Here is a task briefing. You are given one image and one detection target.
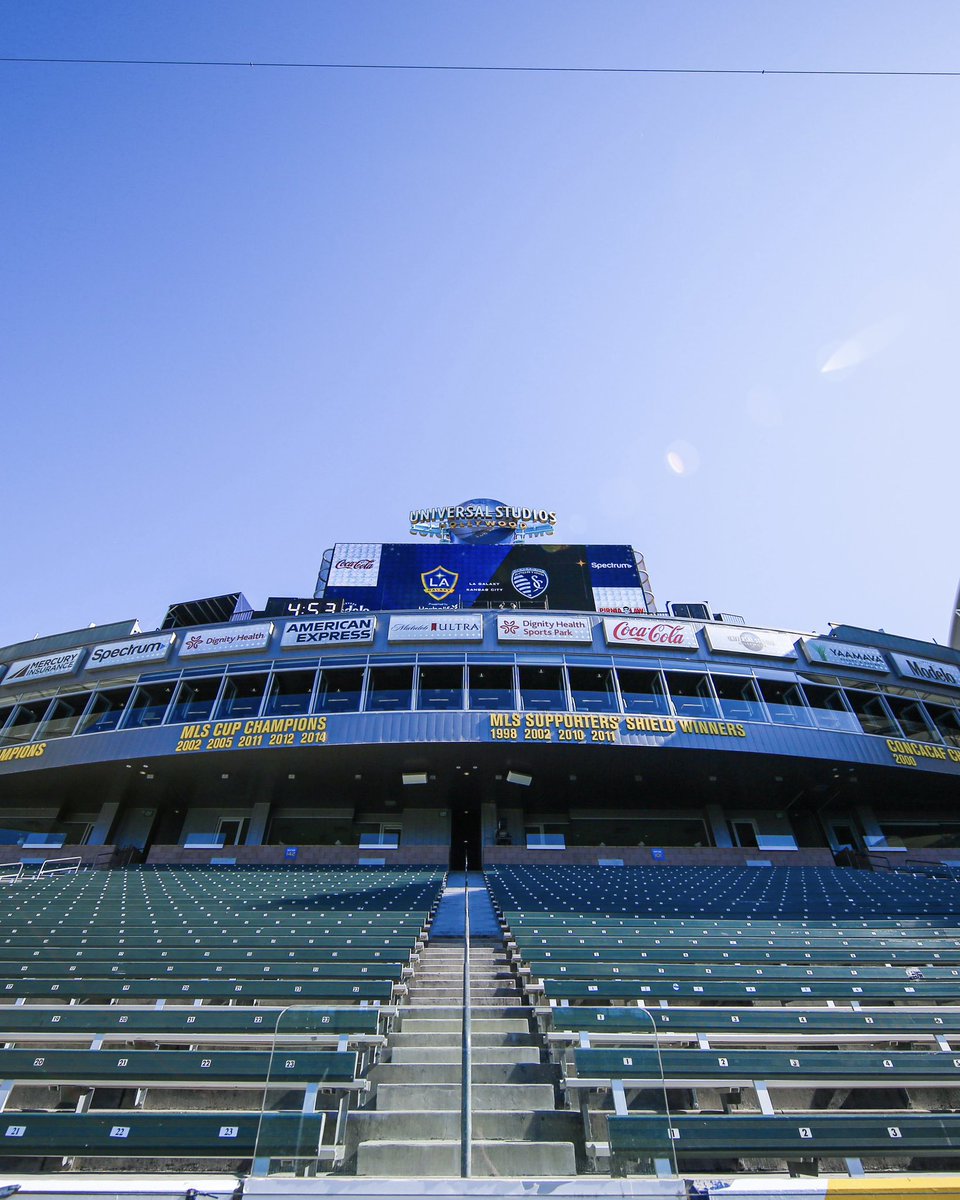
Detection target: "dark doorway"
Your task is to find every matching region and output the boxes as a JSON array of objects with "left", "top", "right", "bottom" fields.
[{"left": 449, "top": 805, "right": 482, "bottom": 871}]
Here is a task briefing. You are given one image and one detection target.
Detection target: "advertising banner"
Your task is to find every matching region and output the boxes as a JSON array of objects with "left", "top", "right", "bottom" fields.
[
  {"left": 496, "top": 614, "right": 593, "bottom": 642},
  {"left": 321, "top": 543, "right": 652, "bottom": 613},
  {"left": 88, "top": 633, "right": 176, "bottom": 670},
  {"left": 704, "top": 624, "right": 798, "bottom": 659},
  {"left": 3, "top": 648, "right": 85, "bottom": 685},
  {"left": 891, "top": 653, "right": 960, "bottom": 690},
  {"left": 326, "top": 545, "right": 383, "bottom": 590},
  {"left": 180, "top": 623, "right": 273, "bottom": 658},
  {"left": 591, "top": 587, "right": 649, "bottom": 614},
  {"left": 603, "top": 616, "right": 700, "bottom": 650},
  {"left": 388, "top": 614, "right": 484, "bottom": 642},
  {"left": 281, "top": 615, "right": 376, "bottom": 648},
  {"left": 801, "top": 639, "right": 888, "bottom": 673}
]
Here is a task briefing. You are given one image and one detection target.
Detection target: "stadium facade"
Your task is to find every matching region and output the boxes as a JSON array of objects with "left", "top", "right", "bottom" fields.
[
  {"left": 0, "top": 503, "right": 959, "bottom": 873},
  {"left": 2, "top": 501, "right": 960, "bottom": 1196}
]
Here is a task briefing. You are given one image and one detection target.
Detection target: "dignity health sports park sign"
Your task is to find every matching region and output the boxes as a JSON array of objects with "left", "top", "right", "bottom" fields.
[
  {"left": 496, "top": 614, "right": 593, "bottom": 642},
  {"left": 180, "top": 623, "right": 273, "bottom": 657}
]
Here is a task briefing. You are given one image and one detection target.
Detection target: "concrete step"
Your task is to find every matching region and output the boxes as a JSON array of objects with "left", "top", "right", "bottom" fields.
[
  {"left": 399, "top": 1004, "right": 529, "bottom": 1019},
  {"left": 399, "top": 1018, "right": 530, "bottom": 1033},
  {"left": 374, "top": 1082, "right": 559, "bottom": 1112},
  {"left": 371, "top": 1062, "right": 556, "bottom": 1086},
  {"left": 348, "top": 1108, "right": 580, "bottom": 1143},
  {"left": 389, "top": 1045, "right": 542, "bottom": 1065},
  {"left": 356, "top": 1138, "right": 577, "bottom": 1177},
  {"left": 391, "top": 1031, "right": 535, "bottom": 1048}
]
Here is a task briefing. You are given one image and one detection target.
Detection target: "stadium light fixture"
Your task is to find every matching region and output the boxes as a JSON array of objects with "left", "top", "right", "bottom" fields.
[
  {"left": 402, "top": 772, "right": 428, "bottom": 786},
  {"left": 506, "top": 771, "right": 532, "bottom": 787}
]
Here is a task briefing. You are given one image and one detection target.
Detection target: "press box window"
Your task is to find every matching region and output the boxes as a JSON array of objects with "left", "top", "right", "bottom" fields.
[
  {"left": 417, "top": 666, "right": 464, "bottom": 710},
  {"left": 617, "top": 669, "right": 669, "bottom": 715},
  {"left": 77, "top": 687, "right": 134, "bottom": 734},
  {"left": 216, "top": 674, "right": 268, "bottom": 720},
  {"left": 801, "top": 683, "right": 859, "bottom": 733},
  {"left": 569, "top": 667, "right": 618, "bottom": 713},
  {"left": 846, "top": 690, "right": 899, "bottom": 737},
  {"left": 885, "top": 696, "right": 940, "bottom": 743},
  {"left": 468, "top": 665, "right": 514, "bottom": 710},
  {"left": 41, "top": 694, "right": 90, "bottom": 740},
  {"left": 168, "top": 678, "right": 222, "bottom": 724},
  {"left": 926, "top": 703, "right": 960, "bottom": 748},
  {"left": 518, "top": 665, "right": 566, "bottom": 711},
  {"left": 315, "top": 668, "right": 364, "bottom": 713},
  {"left": 266, "top": 670, "right": 316, "bottom": 716},
  {"left": 712, "top": 676, "right": 764, "bottom": 722},
  {"left": 1, "top": 700, "right": 51, "bottom": 744},
  {"left": 758, "top": 680, "right": 813, "bottom": 726},
  {"left": 366, "top": 666, "right": 414, "bottom": 711},
  {"left": 665, "top": 672, "right": 718, "bottom": 719},
  {"left": 122, "top": 683, "right": 175, "bottom": 730}
]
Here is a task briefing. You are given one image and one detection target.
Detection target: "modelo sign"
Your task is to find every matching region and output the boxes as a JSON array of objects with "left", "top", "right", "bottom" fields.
[
  {"left": 88, "top": 633, "right": 176, "bottom": 670},
  {"left": 2, "top": 648, "right": 85, "bottom": 685},
  {"left": 603, "top": 617, "right": 699, "bottom": 650},
  {"left": 281, "top": 615, "right": 376, "bottom": 648},
  {"left": 180, "top": 623, "right": 274, "bottom": 657},
  {"left": 496, "top": 614, "right": 593, "bottom": 643},
  {"left": 388, "top": 614, "right": 483, "bottom": 642},
  {"left": 891, "top": 652, "right": 960, "bottom": 690}
]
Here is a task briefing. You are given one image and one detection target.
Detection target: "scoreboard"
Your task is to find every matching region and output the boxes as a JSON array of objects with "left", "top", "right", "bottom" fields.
[{"left": 317, "top": 543, "right": 653, "bottom": 614}]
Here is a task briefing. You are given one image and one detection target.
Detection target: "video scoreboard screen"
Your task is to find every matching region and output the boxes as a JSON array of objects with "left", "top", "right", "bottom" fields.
[{"left": 319, "top": 543, "right": 652, "bottom": 614}]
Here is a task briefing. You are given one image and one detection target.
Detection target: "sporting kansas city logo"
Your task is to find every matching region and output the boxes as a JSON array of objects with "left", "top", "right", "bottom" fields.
[
  {"left": 511, "top": 567, "right": 549, "bottom": 600},
  {"left": 421, "top": 566, "right": 459, "bottom": 601}
]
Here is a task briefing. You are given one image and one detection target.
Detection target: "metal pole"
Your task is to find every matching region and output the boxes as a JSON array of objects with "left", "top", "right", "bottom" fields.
[{"left": 460, "top": 841, "right": 472, "bottom": 1178}]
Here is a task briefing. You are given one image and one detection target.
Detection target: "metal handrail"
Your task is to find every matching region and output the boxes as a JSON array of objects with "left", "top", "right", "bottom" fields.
[{"left": 461, "top": 842, "right": 472, "bottom": 1178}]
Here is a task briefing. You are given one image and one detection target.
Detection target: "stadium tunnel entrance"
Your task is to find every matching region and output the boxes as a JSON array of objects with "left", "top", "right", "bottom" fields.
[{"left": 3, "top": 741, "right": 960, "bottom": 869}]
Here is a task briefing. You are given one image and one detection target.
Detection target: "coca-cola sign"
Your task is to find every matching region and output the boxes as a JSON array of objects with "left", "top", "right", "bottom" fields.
[
  {"left": 334, "top": 559, "right": 374, "bottom": 571},
  {"left": 602, "top": 616, "right": 700, "bottom": 650},
  {"left": 326, "top": 543, "right": 382, "bottom": 589}
]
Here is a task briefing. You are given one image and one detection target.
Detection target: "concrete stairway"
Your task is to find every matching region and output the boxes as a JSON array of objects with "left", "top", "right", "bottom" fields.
[{"left": 349, "top": 935, "right": 580, "bottom": 1176}]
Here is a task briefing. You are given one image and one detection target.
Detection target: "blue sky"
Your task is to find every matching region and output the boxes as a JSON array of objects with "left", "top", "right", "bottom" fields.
[{"left": 3, "top": 2, "right": 959, "bottom": 648}]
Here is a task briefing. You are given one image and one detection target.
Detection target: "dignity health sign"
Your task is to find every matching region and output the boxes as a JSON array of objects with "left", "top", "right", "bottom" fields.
[{"left": 496, "top": 614, "right": 593, "bottom": 643}]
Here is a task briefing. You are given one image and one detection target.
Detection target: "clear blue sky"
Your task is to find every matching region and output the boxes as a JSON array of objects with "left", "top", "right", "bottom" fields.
[{"left": 3, "top": 2, "right": 958, "bottom": 648}]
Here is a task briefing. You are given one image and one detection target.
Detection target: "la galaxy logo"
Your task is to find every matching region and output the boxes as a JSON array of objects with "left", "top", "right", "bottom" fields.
[
  {"left": 421, "top": 566, "right": 459, "bottom": 601},
  {"left": 511, "top": 567, "right": 549, "bottom": 600}
]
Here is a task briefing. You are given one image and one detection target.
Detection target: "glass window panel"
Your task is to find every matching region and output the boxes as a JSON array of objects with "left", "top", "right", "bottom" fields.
[
  {"left": 665, "top": 672, "right": 718, "bottom": 719},
  {"left": 216, "top": 673, "right": 268, "bottom": 720},
  {"left": 885, "top": 696, "right": 940, "bottom": 743},
  {"left": 41, "top": 694, "right": 90, "bottom": 740},
  {"left": 365, "top": 666, "right": 413, "bottom": 711},
  {"left": 878, "top": 821, "right": 960, "bottom": 850},
  {"left": 758, "top": 679, "right": 814, "bottom": 727},
  {"left": 926, "top": 703, "right": 960, "bottom": 749},
  {"left": 265, "top": 670, "right": 315, "bottom": 716},
  {"left": 1, "top": 700, "right": 52, "bottom": 744},
  {"left": 518, "top": 665, "right": 566, "bottom": 711},
  {"left": 801, "top": 683, "right": 859, "bottom": 732},
  {"left": 168, "top": 677, "right": 222, "bottom": 724},
  {"left": 77, "top": 687, "right": 134, "bottom": 734},
  {"left": 468, "top": 665, "right": 514, "bottom": 710},
  {"left": 846, "top": 690, "right": 900, "bottom": 737},
  {"left": 316, "top": 668, "right": 364, "bottom": 713},
  {"left": 712, "top": 675, "right": 765, "bottom": 722},
  {"left": 569, "top": 667, "right": 619, "bottom": 713},
  {"left": 617, "top": 669, "right": 669, "bottom": 715},
  {"left": 417, "top": 666, "right": 464, "bottom": 710},
  {"left": 122, "top": 682, "right": 176, "bottom": 729}
]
